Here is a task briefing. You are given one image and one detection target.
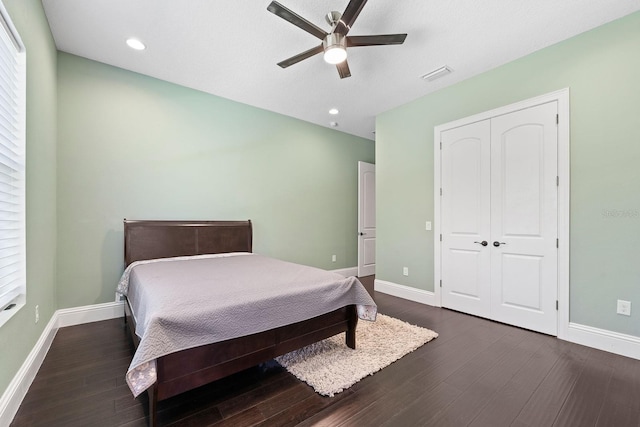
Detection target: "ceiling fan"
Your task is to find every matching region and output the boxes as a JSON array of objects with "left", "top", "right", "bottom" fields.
[{"left": 267, "top": 0, "right": 407, "bottom": 79}]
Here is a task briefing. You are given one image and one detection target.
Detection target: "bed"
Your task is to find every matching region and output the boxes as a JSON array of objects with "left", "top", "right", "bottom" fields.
[{"left": 118, "top": 219, "right": 376, "bottom": 426}]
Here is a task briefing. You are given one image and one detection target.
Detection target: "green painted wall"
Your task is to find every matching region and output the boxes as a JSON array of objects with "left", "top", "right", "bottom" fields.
[
  {"left": 0, "top": 0, "right": 57, "bottom": 394},
  {"left": 376, "top": 12, "right": 640, "bottom": 337},
  {"left": 56, "top": 52, "right": 374, "bottom": 308}
]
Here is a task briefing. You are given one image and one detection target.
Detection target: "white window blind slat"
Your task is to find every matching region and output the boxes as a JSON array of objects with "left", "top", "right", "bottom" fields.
[
  {"left": 0, "top": 237, "right": 20, "bottom": 246},
  {"left": 0, "top": 164, "right": 20, "bottom": 179},
  {"left": 0, "top": 71, "right": 19, "bottom": 95},
  {"left": 0, "top": 235, "right": 20, "bottom": 248},
  {"left": 0, "top": 84, "right": 20, "bottom": 112},
  {"left": 0, "top": 254, "right": 20, "bottom": 267},
  {"left": 0, "top": 256, "right": 20, "bottom": 271},
  {"left": 0, "top": 147, "right": 19, "bottom": 166},
  {"left": 0, "top": 60, "right": 19, "bottom": 86},
  {"left": 0, "top": 73, "right": 19, "bottom": 96},
  {"left": 0, "top": 286, "right": 21, "bottom": 310},
  {"left": 0, "top": 149, "right": 21, "bottom": 169},
  {"left": 0, "top": 100, "right": 20, "bottom": 125},
  {"left": 0, "top": 182, "right": 18, "bottom": 195},
  {"left": 0, "top": 51, "right": 17, "bottom": 73},
  {"left": 0, "top": 115, "right": 20, "bottom": 140},
  {"left": 0, "top": 195, "right": 22, "bottom": 205},
  {"left": 0, "top": 67, "right": 18, "bottom": 92},
  {"left": 0, "top": 4, "right": 25, "bottom": 317},
  {"left": 0, "top": 247, "right": 19, "bottom": 258},
  {"left": 0, "top": 273, "right": 23, "bottom": 297},
  {"left": 0, "top": 173, "right": 21, "bottom": 185}
]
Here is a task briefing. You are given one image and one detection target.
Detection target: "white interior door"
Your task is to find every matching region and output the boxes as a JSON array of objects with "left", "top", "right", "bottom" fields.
[
  {"left": 490, "top": 102, "right": 558, "bottom": 335},
  {"left": 358, "top": 162, "right": 376, "bottom": 277},
  {"left": 440, "top": 101, "right": 558, "bottom": 335},
  {"left": 441, "top": 121, "right": 492, "bottom": 318}
]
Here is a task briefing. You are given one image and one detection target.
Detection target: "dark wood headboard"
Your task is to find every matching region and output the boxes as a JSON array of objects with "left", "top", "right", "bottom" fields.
[{"left": 124, "top": 220, "right": 253, "bottom": 266}]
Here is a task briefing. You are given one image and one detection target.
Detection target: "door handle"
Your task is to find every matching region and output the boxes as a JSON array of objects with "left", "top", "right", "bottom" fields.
[
  {"left": 474, "top": 241, "right": 488, "bottom": 246},
  {"left": 493, "top": 241, "right": 506, "bottom": 247},
  {"left": 359, "top": 232, "right": 366, "bottom": 236}
]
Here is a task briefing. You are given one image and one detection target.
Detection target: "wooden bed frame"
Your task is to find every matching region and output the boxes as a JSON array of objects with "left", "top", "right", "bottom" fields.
[{"left": 122, "top": 219, "right": 358, "bottom": 426}]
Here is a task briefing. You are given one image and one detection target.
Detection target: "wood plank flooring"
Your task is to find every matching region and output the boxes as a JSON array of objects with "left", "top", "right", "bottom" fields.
[{"left": 11, "top": 278, "right": 640, "bottom": 426}]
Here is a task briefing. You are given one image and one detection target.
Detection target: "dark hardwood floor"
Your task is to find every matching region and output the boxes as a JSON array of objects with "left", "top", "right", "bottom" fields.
[{"left": 11, "top": 278, "right": 640, "bottom": 426}]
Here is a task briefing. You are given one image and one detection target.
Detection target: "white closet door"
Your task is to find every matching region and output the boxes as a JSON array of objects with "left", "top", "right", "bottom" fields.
[
  {"left": 489, "top": 102, "right": 558, "bottom": 335},
  {"left": 441, "top": 120, "right": 491, "bottom": 318}
]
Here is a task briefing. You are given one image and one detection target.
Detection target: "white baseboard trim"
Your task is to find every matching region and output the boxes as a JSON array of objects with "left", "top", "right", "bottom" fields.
[
  {"left": 566, "top": 322, "right": 640, "bottom": 360},
  {"left": 57, "top": 301, "right": 124, "bottom": 328},
  {"left": 0, "top": 314, "right": 57, "bottom": 427},
  {"left": 0, "top": 301, "right": 124, "bottom": 425},
  {"left": 375, "top": 279, "right": 438, "bottom": 307},
  {"left": 373, "top": 280, "right": 640, "bottom": 360},
  {"left": 331, "top": 266, "right": 358, "bottom": 278}
]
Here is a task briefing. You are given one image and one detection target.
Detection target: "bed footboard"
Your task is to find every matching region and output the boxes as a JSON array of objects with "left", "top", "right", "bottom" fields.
[{"left": 125, "top": 304, "right": 358, "bottom": 426}]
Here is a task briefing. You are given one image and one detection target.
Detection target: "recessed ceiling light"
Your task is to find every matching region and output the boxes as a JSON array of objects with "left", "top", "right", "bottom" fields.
[
  {"left": 329, "top": 108, "right": 339, "bottom": 115},
  {"left": 126, "top": 38, "right": 146, "bottom": 51}
]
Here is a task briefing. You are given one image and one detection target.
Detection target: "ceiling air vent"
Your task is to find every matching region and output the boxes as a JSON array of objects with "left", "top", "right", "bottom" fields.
[{"left": 421, "top": 66, "right": 452, "bottom": 82}]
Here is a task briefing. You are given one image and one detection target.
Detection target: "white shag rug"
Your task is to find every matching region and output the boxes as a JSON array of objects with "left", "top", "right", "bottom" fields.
[{"left": 275, "top": 314, "right": 438, "bottom": 397}]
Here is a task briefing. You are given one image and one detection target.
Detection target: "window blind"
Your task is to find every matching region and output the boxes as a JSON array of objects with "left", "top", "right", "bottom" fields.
[{"left": 0, "top": 3, "right": 25, "bottom": 318}]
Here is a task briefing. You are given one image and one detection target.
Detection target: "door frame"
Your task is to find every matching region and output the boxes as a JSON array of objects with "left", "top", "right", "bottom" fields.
[{"left": 433, "top": 88, "right": 570, "bottom": 340}]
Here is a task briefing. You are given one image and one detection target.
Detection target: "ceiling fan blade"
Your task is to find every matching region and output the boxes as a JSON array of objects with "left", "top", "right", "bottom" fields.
[
  {"left": 336, "top": 60, "right": 351, "bottom": 79},
  {"left": 347, "top": 34, "right": 407, "bottom": 47},
  {"left": 267, "top": 1, "right": 328, "bottom": 40},
  {"left": 334, "top": 0, "right": 368, "bottom": 35},
  {"left": 277, "top": 45, "right": 324, "bottom": 68}
]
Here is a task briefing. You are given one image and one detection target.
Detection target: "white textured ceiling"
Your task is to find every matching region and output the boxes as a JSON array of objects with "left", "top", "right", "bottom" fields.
[{"left": 42, "top": 0, "right": 640, "bottom": 140}]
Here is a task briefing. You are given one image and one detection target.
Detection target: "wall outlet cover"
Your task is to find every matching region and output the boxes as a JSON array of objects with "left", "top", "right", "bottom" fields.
[{"left": 617, "top": 299, "right": 631, "bottom": 316}]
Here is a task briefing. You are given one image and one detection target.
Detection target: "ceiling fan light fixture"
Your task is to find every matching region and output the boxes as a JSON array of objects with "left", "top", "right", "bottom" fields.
[
  {"left": 324, "top": 46, "right": 347, "bottom": 64},
  {"left": 267, "top": 1, "right": 407, "bottom": 79},
  {"left": 323, "top": 33, "right": 347, "bottom": 64}
]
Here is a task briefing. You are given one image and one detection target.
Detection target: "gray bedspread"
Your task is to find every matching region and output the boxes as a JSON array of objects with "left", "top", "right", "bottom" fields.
[{"left": 117, "top": 253, "right": 377, "bottom": 397}]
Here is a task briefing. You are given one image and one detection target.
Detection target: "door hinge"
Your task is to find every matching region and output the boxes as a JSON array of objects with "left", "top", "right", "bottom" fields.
[
  {"left": 556, "top": 176, "right": 559, "bottom": 187},
  {"left": 440, "top": 279, "right": 442, "bottom": 288},
  {"left": 440, "top": 234, "right": 442, "bottom": 242},
  {"left": 556, "top": 114, "right": 559, "bottom": 124},
  {"left": 440, "top": 188, "right": 443, "bottom": 196},
  {"left": 556, "top": 238, "right": 559, "bottom": 248},
  {"left": 440, "top": 141, "right": 442, "bottom": 150},
  {"left": 556, "top": 300, "right": 559, "bottom": 310}
]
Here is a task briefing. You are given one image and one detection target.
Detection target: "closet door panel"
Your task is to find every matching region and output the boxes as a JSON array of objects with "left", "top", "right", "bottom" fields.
[
  {"left": 490, "top": 101, "right": 558, "bottom": 335},
  {"left": 441, "top": 120, "right": 491, "bottom": 318}
]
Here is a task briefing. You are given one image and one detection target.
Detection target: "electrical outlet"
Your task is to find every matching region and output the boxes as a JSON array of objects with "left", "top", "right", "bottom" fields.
[
  {"left": 425, "top": 221, "right": 432, "bottom": 231},
  {"left": 617, "top": 300, "right": 631, "bottom": 316},
  {"left": 35, "top": 305, "right": 39, "bottom": 323},
  {"left": 332, "top": 255, "right": 336, "bottom": 262},
  {"left": 403, "top": 267, "right": 409, "bottom": 276}
]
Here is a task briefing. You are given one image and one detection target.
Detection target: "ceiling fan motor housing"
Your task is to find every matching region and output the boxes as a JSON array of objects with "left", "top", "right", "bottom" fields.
[{"left": 323, "top": 32, "right": 346, "bottom": 51}]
